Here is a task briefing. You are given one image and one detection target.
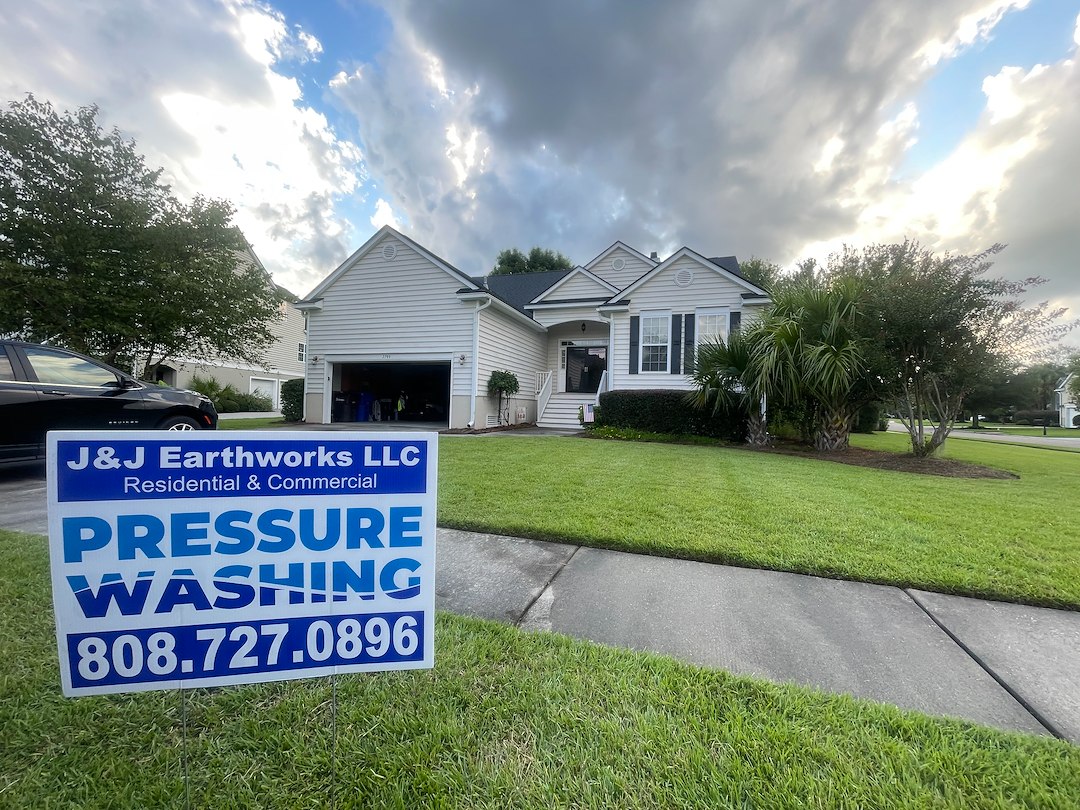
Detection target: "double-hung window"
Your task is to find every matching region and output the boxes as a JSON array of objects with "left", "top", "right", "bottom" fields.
[
  {"left": 696, "top": 308, "right": 730, "bottom": 353},
  {"left": 297, "top": 342, "right": 307, "bottom": 362},
  {"left": 640, "top": 312, "right": 669, "bottom": 372}
]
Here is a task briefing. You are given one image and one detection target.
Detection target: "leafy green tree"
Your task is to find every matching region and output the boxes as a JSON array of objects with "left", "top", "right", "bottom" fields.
[
  {"left": 826, "top": 241, "right": 1074, "bottom": 456},
  {"left": 737, "top": 257, "right": 781, "bottom": 291},
  {"left": 492, "top": 246, "right": 573, "bottom": 275},
  {"left": 0, "top": 95, "right": 282, "bottom": 377}
]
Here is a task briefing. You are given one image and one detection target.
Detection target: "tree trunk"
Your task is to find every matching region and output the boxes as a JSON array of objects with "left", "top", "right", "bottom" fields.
[
  {"left": 814, "top": 408, "right": 851, "bottom": 451},
  {"left": 746, "top": 410, "right": 769, "bottom": 447}
]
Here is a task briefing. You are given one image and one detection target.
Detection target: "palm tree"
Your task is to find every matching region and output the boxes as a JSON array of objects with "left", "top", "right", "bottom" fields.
[
  {"left": 751, "top": 277, "right": 865, "bottom": 451},
  {"left": 688, "top": 327, "right": 769, "bottom": 446}
]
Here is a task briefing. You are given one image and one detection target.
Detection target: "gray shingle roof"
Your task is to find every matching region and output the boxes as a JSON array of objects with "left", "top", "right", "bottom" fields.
[{"left": 470, "top": 270, "right": 572, "bottom": 315}]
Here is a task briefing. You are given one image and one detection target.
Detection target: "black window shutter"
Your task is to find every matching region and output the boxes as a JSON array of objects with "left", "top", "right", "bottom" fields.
[
  {"left": 629, "top": 315, "right": 639, "bottom": 375},
  {"left": 671, "top": 314, "right": 682, "bottom": 374},
  {"left": 683, "top": 314, "right": 695, "bottom": 372},
  {"left": 730, "top": 311, "right": 742, "bottom": 335}
]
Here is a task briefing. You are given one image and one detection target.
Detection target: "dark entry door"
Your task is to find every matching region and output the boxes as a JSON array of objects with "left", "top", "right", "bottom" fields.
[{"left": 566, "top": 347, "right": 607, "bottom": 394}]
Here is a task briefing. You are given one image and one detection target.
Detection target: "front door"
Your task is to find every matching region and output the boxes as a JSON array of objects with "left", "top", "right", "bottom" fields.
[{"left": 565, "top": 346, "right": 606, "bottom": 394}]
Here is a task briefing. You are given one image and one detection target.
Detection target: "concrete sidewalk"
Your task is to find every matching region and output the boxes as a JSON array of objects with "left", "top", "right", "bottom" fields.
[{"left": 437, "top": 528, "right": 1080, "bottom": 743}]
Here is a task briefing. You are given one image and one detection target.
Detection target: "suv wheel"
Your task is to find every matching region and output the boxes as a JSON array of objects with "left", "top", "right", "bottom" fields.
[{"left": 160, "top": 416, "right": 200, "bottom": 431}]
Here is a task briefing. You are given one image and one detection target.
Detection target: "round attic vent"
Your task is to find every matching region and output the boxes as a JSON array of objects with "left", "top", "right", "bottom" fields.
[
  {"left": 381, "top": 243, "right": 398, "bottom": 261},
  {"left": 674, "top": 268, "right": 694, "bottom": 287},
  {"left": 611, "top": 257, "right": 625, "bottom": 271}
]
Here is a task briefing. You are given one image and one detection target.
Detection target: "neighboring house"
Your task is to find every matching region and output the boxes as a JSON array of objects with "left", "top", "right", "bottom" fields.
[
  {"left": 1055, "top": 373, "right": 1077, "bottom": 428},
  {"left": 298, "top": 225, "right": 770, "bottom": 429},
  {"left": 154, "top": 246, "right": 307, "bottom": 410}
]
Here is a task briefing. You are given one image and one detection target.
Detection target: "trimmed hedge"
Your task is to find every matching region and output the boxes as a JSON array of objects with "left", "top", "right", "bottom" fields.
[
  {"left": 595, "top": 389, "right": 746, "bottom": 441},
  {"left": 1014, "top": 409, "right": 1059, "bottom": 426},
  {"left": 281, "top": 378, "right": 305, "bottom": 422}
]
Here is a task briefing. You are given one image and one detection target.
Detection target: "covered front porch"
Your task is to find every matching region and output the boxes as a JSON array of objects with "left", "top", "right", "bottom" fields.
[{"left": 535, "top": 318, "right": 611, "bottom": 429}]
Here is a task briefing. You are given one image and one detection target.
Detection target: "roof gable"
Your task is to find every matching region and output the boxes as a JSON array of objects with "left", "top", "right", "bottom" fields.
[
  {"left": 529, "top": 266, "right": 618, "bottom": 305},
  {"left": 608, "top": 247, "right": 769, "bottom": 303},
  {"left": 301, "top": 225, "right": 479, "bottom": 302},
  {"left": 584, "top": 241, "right": 658, "bottom": 272}
]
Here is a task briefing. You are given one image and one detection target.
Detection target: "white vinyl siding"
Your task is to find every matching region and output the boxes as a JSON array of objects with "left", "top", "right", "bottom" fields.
[
  {"left": 640, "top": 312, "right": 670, "bottom": 373},
  {"left": 589, "top": 246, "right": 655, "bottom": 291},
  {"left": 535, "top": 271, "right": 613, "bottom": 302},
  {"left": 304, "top": 234, "right": 474, "bottom": 398},
  {"left": 477, "top": 307, "right": 547, "bottom": 397}
]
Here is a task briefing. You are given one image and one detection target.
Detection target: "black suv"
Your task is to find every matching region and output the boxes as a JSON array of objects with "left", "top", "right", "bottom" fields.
[{"left": 0, "top": 340, "right": 217, "bottom": 463}]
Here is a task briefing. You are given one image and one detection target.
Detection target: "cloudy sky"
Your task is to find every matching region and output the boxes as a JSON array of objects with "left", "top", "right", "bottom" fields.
[{"left": 2, "top": 0, "right": 1077, "bottom": 321}]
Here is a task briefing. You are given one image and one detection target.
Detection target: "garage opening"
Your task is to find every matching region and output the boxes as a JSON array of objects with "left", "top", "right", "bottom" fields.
[{"left": 330, "top": 362, "right": 451, "bottom": 426}]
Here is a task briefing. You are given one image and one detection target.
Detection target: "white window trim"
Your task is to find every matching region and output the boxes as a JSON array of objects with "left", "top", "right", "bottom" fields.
[
  {"left": 297, "top": 342, "right": 307, "bottom": 362},
  {"left": 639, "top": 310, "right": 671, "bottom": 374}
]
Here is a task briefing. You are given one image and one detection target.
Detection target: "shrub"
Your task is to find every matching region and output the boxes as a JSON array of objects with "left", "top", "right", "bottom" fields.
[
  {"left": 1013, "top": 409, "right": 1059, "bottom": 426},
  {"left": 596, "top": 389, "right": 745, "bottom": 441},
  {"left": 854, "top": 403, "right": 883, "bottom": 434},
  {"left": 487, "top": 370, "right": 520, "bottom": 425},
  {"left": 187, "top": 374, "right": 272, "bottom": 413},
  {"left": 1073, "top": 413, "right": 1080, "bottom": 428},
  {"left": 281, "top": 378, "right": 304, "bottom": 422}
]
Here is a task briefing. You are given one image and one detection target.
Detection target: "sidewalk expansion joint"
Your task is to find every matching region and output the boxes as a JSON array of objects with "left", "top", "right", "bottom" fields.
[
  {"left": 514, "top": 544, "right": 582, "bottom": 626},
  {"left": 905, "top": 588, "right": 1065, "bottom": 740}
]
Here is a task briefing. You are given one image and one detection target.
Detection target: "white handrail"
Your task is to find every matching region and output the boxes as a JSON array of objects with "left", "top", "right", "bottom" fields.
[
  {"left": 594, "top": 369, "right": 608, "bottom": 406},
  {"left": 537, "top": 370, "right": 553, "bottom": 423}
]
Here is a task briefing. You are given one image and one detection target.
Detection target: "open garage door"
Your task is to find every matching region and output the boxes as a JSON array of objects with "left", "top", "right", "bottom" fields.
[{"left": 330, "top": 362, "right": 451, "bottom": 427}]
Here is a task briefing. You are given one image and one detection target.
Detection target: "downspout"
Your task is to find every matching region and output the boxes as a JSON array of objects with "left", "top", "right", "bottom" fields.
[{"left": 467, "top": 297, "right": 492, "bottom": 427}]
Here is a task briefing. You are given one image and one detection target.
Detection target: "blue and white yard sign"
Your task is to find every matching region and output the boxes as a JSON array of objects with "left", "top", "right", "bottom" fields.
[{"left": 47, "top": 431, "right": 437, "bottom": 696}]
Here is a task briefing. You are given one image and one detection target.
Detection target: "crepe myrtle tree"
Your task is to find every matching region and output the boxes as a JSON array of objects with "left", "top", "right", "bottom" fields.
[
  {"left": 487, "top": 370, "right": 520, "bottom": 426},
  {"left": 0, "top": 94, "right": 282, "bottom": 377},
  {"left": 825, "top": 241, "right": 1074, "bottom": 456}
]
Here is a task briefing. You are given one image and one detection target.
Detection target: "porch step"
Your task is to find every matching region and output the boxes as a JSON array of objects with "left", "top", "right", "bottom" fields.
[{"left": 537, "top": 394, "right": 595, "bottom": 430}]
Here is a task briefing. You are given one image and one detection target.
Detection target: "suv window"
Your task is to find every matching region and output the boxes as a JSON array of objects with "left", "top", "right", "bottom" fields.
[
  {"left": 23, "top": 347, "right": 119, "bottom": 387},
  {"left": 0, "top": 347, "right": 15, "bottom": 382}
]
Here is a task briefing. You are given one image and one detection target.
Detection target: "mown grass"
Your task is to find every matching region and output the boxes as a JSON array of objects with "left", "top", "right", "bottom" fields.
[
  {"left": 962, "top": 426, "right": 1079, "bottom": 439},
  {"left": 2, "top": 529, "right": 1078, "bottom": 808},
  {"left": 439, "top": 432, "right": 1080, "bottom": 609},
  {"left": 216, "top": 417, "right": 291, "bottom": 430}
]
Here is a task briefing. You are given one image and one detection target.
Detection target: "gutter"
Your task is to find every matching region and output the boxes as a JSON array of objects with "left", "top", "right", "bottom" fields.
[{"left": 468, "top": 297, "right": 492, "bottom": 427}]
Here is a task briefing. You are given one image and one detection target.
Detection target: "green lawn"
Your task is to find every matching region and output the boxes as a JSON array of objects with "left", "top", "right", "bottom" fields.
[
  {"left": 217, "top": 416, "right": 291, "bottom": 430},
  {"left": 439, "top": 432, "right": 1080, "bottom": 609},
  {"left": 2, "top": 529, "right": 1077, "bottom": 808},
  {"left": 962, "top": 426, "right": 1079, "bottom": 439}
]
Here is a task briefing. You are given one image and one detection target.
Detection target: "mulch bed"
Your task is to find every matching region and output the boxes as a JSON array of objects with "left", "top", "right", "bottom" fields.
[{"left": 751, "top": 441, "right": 1018, "bottom": 479}]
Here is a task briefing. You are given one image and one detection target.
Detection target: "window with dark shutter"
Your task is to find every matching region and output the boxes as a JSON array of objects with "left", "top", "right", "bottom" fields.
[
  {"left": 730, "top": 311, "right": 742, "bottom": 334},
  {"left": 629, "top": 315, "right": 639, "bottom": 374},
  {"left": 683, "top": 314, "right": 695, "bottom": 372},
  {"left": 671, "top": 314, "right": 682, "bottom": 374}
]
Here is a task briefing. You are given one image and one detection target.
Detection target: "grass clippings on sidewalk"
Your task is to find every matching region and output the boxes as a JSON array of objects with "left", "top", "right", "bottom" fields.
[
  {"left": 439, "top": 432, "right": 1080, "bottom": 609},
  {"left": 1, "top": 529, "right": 1077, "bottom": 808}
]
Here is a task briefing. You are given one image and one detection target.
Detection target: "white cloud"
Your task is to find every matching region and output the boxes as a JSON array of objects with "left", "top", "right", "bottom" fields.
[{"left": 370, "top": 198, "right": 401, "bottom": 229}]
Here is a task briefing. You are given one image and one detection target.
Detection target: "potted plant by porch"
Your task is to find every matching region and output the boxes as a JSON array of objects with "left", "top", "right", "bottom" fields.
[{"left": 487, "top": 370, "right": 520, "bottom": 426}]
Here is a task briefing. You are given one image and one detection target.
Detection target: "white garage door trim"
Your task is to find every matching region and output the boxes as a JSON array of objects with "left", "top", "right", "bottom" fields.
[
  {"left": 322, "top": 355, "right": 454, "bottom": 427},
  {"left": 249, "top": 376, "right": 279, "bottom": 410}
]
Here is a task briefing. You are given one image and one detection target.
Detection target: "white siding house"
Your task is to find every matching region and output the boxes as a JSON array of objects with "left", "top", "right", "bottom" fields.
[
  {"left": 299, "top": 226, "right": 770, "bottom": 429},
  {"left": 1056, "top": 373, "right": 1077, "bottom": 428}
]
